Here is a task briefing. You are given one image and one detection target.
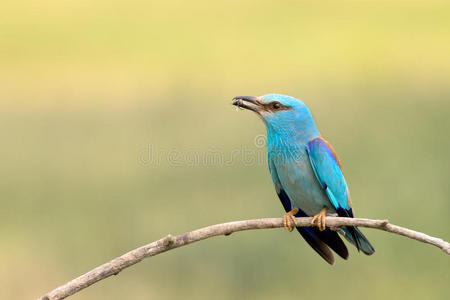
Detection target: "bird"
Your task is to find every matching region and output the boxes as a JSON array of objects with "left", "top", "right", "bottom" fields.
[{"left": 232, "top": 94, "right": 375, "bottom": 265}]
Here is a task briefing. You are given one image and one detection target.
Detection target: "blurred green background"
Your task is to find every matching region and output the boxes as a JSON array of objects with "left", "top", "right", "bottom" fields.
[{"left": 1, "top": 1, "right": 449, "bottom": 299}]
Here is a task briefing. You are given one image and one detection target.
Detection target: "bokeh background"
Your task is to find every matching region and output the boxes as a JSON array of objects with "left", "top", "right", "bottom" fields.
[{"left": 1, "top": 1, "right": 449, "bottom": 299}]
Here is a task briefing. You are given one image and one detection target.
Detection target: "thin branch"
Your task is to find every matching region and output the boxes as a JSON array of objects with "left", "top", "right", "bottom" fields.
[{"left": 38, "top": 217, "right": 450, "bottom": 300}]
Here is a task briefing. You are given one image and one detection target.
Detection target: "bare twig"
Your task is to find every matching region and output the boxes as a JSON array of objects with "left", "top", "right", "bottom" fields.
[{"left": 38, "top": 217, "right": 449, "bottom": 300}]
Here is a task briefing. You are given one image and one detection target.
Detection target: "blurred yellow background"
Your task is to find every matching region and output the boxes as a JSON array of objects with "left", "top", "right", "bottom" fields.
[{"left": 1, "top": 1, "right": 449, "bottom": 299}]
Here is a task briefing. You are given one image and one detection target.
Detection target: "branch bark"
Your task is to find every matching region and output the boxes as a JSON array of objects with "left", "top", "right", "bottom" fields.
[{"left": 38, "top": 217, "right": 450, "bottom": 300}]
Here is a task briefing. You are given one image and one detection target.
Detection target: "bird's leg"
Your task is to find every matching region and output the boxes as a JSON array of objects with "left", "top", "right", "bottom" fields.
[
  {"left": 283, "top": 207, "right": 299, "bottom": 232},
  {"left": 311, "top": 206, "right": 328, "bottom": 231}
]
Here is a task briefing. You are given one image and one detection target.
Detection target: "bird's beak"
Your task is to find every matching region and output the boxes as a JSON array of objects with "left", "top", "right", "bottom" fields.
[{"left": 232, "top": 96, "right": 263, "bottom": 113}]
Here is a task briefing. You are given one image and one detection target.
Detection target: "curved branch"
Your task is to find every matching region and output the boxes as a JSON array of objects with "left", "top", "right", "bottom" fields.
[{"left": 37, "top": 217, "right": 450, "bottom": 300}]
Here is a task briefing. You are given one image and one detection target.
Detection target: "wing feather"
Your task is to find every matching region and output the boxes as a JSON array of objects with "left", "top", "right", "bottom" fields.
[{"left": 306, "top": 137, "right": 351, "bottom": 211}]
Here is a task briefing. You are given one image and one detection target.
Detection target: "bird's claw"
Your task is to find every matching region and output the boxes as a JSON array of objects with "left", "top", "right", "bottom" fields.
[
  {"left": 311, "top": 206, "right": 328, "bottom": 231},
  {"left": 283, "top": 207, "right": 299, "bottom": 232}
]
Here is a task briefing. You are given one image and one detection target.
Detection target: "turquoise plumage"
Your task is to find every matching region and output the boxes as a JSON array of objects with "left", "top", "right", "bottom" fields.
[{"left": 232, "top": 94, "right": 375, "bottom": 264}]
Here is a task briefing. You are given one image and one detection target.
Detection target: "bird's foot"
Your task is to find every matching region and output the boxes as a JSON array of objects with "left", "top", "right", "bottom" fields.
[
  {"left": 311, "top": 206, "right": 328, "bottom": 231},
  {"left": 283, "top": 207, "right": 299, "bottom": 232}
]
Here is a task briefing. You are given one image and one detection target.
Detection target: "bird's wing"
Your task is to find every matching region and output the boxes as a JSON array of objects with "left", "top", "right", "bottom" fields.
[
  {"left": 268, "top": 152, "right": 349, "bottom": 264},
  {"left": 306, "top": 137, "right": 375, "bottom": 255},
  {"left": 306, "top": 137, "right": 352, "bottom": 215}
]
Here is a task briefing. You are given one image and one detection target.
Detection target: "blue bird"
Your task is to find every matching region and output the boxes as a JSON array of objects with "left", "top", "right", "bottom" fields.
[{"left": 232, "top": 94, "right": 375, "bottom": 264}]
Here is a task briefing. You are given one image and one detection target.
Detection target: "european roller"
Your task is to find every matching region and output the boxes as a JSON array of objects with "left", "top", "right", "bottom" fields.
[{"left": 232, "top": 94, "right": 375, "bottom": 264}]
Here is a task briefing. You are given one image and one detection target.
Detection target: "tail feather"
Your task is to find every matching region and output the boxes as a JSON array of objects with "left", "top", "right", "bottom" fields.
[
  {"left": 342, "top": 227, "right": 375, "bottom": 255},
  {"left": 314, "top": 228, "right": 349, "bottom": 260},
  {"left": 275, "top": 189, "right": 364, "bottom": 263},
  {"left": 336, "top": 208, "right": 375, "bottom": 255},
  {"left": 296, "top": 226, "right": 335, "bottom": 265},
  {"left": 293, "top": 207, "right": 348, "bottom": 264}
]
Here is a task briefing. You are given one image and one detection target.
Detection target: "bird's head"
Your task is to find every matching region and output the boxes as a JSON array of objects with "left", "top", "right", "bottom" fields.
[{"left": 232, "top": 94, "right": 319, "bottom": 141}]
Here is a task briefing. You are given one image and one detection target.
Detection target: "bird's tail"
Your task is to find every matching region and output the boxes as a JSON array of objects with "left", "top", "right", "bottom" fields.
[{"left": 342, "top": 226, "right": 375, "bottom": 255}]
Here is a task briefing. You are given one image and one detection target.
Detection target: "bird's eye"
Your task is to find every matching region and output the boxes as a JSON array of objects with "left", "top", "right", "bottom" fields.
[{"left": 272, "top": 102, "right": 281, "bottom": 110}]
